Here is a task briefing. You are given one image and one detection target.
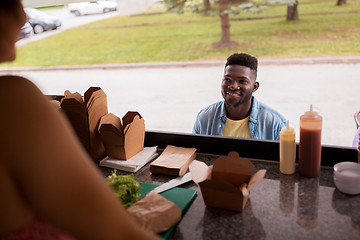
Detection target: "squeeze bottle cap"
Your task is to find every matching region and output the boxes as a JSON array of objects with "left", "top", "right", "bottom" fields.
[
  {"left": 305, "top": 104, "right": 318, "bottom": 117},
  {"left": 281, "top": 120, "right": 294, "bottom": 134},
  {"left": 302, "top": 104, "right": 322, "bottom": 121}
]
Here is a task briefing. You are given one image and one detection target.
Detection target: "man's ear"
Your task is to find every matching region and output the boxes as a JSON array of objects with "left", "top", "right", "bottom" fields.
[{"left": 252, "top": 81, "right": 259, "bottom": 93}]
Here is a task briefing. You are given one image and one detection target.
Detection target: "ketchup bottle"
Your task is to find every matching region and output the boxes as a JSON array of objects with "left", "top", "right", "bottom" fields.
[{"left": 298, "top": 105, "right": 323, "bottom": 178}]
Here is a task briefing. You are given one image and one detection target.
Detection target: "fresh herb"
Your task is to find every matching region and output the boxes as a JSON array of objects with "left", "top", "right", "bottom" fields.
[{"left": 106, "top": 170, "right": 142, "bottom": 208}]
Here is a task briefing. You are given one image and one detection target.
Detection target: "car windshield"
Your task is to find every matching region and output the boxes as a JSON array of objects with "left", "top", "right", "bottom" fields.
[{"left": 24, "top": 8, "right": 48, "bottom": 18}]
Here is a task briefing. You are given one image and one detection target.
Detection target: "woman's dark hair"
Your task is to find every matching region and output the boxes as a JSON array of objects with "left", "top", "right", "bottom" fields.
[
  {"left": 0, "top": 0, "right": 20, "bottom": 8},
  {"left": 225, "top": 53, "right": 258, "bottom": 72},
  {"left": 0, "top": 0, "right": 22, "bottom": 18}
]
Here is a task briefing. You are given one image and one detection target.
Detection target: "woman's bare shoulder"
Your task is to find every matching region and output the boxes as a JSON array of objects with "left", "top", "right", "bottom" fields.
[
  {"left": 0, "top": 74, "right": 31, "bottom": 82},
  {"left": 0, "top": 74, "right": 36, "bottom": 87},
  {"left": 0, "top": 74, "right": 43, "bottom": 100}
]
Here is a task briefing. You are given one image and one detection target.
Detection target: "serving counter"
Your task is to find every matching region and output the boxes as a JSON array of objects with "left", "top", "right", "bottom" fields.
[{"left": 100, "top": 131, "right": 360, "bottom": 240}]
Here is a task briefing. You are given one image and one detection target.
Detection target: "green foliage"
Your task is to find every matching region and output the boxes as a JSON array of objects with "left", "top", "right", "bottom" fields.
[
  {"left": 163, "top": 0, "right": 187, "bottom": 13},
  {"left": 267, "top": 0, "right": 297, "bottom": 6},
  {"left": 184, "top": 0, "right": 209, "bottom": 14},
  {"left": 162, "top": 0, "right": 296, "bottom": 15}
]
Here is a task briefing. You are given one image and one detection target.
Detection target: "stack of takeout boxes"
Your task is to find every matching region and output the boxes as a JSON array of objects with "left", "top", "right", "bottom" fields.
[
  {"left": 60, "top": 87, "right": 108, "bottom": 162},
  {"left": 59, "top": 87, "right": 147, "bottom": 164}
]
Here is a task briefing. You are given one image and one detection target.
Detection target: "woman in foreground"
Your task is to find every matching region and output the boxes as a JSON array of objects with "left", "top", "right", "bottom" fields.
[{"left": 0, "top": 1, "right": 159, "bottom": 239}]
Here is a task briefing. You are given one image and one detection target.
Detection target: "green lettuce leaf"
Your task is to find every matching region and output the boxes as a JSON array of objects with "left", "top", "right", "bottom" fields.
[{"left": 106, "top": 170, "right": 142, "bottom": 208}]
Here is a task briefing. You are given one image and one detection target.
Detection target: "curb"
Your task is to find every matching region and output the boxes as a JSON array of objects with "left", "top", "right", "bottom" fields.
[
  {"left": 1, "top": 56, "right": 360, "bottom": 73},
  {"left": 259, "top": 56, "right": 360, "bottom": 65}
]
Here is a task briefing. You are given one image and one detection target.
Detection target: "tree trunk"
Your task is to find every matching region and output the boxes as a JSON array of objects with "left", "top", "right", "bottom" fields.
[
  {"left": 287, "top": 0, "right": 299, "bottom": 21},
  {"left": 203, "top": 0, "right": 211, "bottom": 12},
  {"left": 220, "top": 1, "right": 231, "bottom": 44},
  {"left": 213, "top": 0, "right": 237, "bottom": 48},
  {"left": 336, "top": 0, "right": 347, "bottom": 6}
]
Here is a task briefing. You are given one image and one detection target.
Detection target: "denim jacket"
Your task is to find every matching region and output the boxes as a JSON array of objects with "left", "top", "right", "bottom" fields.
[{"left": 192, "top": 97, "right": 286, "bottom": 141}]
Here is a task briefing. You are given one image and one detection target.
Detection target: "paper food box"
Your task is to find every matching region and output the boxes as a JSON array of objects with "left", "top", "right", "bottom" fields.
[
  {"left": 150, "top": 145, "right": 196, "bottom": 176},
  {"left": 60, "top": 87, "right": 108, "bottom": 162},
  {"left": 99, "top": 111, "right": 145, "bottom": 160},
  {"left": 189, "top": 151, "right": 266, "bottom": 212}
]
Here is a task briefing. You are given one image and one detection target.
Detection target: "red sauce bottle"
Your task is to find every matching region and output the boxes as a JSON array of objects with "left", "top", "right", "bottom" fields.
[{"left": 298, "top": 105, "right": 323, "bottom": 178}]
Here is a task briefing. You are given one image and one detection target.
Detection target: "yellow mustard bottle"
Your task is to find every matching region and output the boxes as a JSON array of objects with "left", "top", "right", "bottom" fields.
[{"left": 280, "top": 120, "right": 296, "bottom": 174}]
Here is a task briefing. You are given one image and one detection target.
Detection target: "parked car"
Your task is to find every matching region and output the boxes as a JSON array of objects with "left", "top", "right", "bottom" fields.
[
  {"left": 18, "top": 21, "right": 34, "bottom": 39},
  {"left": 68, "top": 1, "right": 118, "bottom": 16},
  {"left": 24, "top": 8, "right": 62, "bottom": 34}
]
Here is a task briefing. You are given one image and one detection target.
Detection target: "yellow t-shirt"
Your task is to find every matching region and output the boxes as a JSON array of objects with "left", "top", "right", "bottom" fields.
[{"left": 221, "top": 116, "right": 251, "bottom": 138}]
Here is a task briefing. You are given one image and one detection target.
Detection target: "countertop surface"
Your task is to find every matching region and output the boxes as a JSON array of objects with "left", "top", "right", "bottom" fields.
[{"left": 100, "top": 152, "right": 360, "bottom": 240}]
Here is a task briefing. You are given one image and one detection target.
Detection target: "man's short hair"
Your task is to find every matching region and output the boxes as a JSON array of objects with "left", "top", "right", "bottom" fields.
[{"left": 225, "top": 53, "right": 258, "bottom": 73}]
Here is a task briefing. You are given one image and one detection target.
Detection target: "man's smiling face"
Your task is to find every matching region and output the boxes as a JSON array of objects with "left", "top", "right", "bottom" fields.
[{"left": 221, "top": 65, "right": 259, "bottom": 108}]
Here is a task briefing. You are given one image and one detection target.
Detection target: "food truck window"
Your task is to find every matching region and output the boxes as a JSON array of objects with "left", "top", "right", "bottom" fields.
[{"left": 7, "top": 1, "right": 360, "bottom": 148}]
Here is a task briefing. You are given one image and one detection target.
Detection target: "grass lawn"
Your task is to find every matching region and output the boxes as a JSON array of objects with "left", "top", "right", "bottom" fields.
[{"left": 3, "top": 0, "right": 360, "bottom": 67}]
